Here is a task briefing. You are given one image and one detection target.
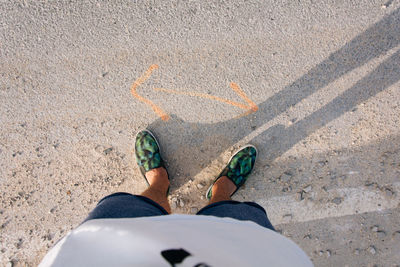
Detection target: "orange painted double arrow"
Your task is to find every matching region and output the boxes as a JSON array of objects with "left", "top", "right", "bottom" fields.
[{"left": 130, "top": 64, "right": 258, "bottom": 121}]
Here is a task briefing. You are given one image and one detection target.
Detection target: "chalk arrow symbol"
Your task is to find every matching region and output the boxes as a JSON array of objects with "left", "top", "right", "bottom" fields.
[
  {"left": 154, "top": 82, "right": 258, "bottom": 117},
  {"left": 130, "top": 65, "right": 259, "bottom": 121},
  {"left": 130, "top": 64, "right": 170, "bottom": 121}
]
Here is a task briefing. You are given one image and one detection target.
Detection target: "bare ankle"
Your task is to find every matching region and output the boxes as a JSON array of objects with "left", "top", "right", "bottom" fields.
[
  {"left": 209, "top": 176, "right": 237, "bottom": 204},
  {"left": 213, "top": 176, "right": 236, "bottom": 195},
  {"left": 144, "top": 167, "right": 169, "bottom": 193}
]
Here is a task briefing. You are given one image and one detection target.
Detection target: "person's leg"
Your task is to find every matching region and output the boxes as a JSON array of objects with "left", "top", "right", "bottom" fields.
[
  {"left": 140, "top": 167, "right": 171, "bottom": 213},
  {"left": 201, "top": 175, "right": 274, "bottom": 229},
  {"left": 84, "top": 167, "right": 170, "bottom": 222},
  {"left": 84, "top": 130, "right": 171, "bottom": 222},
  {"left": 84, "top": 192, "right": 168, "bottom": 222},
  {"left": 135, "top": 130, "right": 172, "bottom": 213},
  {"left": 199, "top": 145, "right": 275, "bottom": 230}
]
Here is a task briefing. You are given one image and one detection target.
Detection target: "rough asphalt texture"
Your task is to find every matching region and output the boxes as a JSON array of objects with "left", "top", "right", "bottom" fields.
[{"left": 1, "top": 0, "right": 400, "bottom": 266}]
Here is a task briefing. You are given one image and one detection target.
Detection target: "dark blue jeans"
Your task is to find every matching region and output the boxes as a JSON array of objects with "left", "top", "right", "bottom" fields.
[{"left": 85, "top": 192, "right": 275, "bottom": 230}]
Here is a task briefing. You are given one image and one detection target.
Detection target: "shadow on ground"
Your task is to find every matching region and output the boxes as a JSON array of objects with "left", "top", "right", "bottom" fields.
[{"left": 146, "top": 8, "right": 400, "bottom": 197}]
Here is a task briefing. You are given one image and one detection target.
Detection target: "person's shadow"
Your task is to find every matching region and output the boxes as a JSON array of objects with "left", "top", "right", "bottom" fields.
[{"left": 146, "top": 8, "right": 400, "bottom": 209}]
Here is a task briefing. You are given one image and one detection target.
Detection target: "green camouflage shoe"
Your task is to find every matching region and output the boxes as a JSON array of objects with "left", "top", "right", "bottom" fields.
[
  {"left": 135, "top": 130, "right": 168, "bottom": 186},
  {"left": 206, "top": 145, "right": 257, "bottom": 200}
]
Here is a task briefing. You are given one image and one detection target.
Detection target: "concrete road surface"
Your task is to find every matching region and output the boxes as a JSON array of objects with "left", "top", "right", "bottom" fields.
[{"left": 1, "top": 0, "right": 400, "bottom": 266}]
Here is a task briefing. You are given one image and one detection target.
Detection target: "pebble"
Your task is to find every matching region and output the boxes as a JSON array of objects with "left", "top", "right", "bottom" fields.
[
  {"left": 368, "top": 246, "right": 376, "bottom": 255},
  {"left": 371, "top": 226, "right": 379, "bottom": 232},
  {"left": 303, "top": 234, "right": 312, "bottom": 240},
  {"left": 365, "top": 181, "right": 376, "bottom": 189},
  {"left": 317, "top": 160, "right": 327, "bottom": 167},
  {"left": 393, "top": 231, "right": 400, "bottom": 238},
  {"left": 196, "top": 184, "right": 204, "bottom": 189},
  {"left": 171, "top": 202, "right": 177, "bottom": 209},
  {"left": 6, "top": 261, "right": 13, "bottom": 267},
  {"left": 296, "top": 191, "right": 305, "bottom": 201},
  {"left": 282, "top": 186, "right": 292, "bottom": 192},
  {"left": 377, "top": 231, "right": 386, "bottom": 239},
  {"left": 325, "top": 250, "right": 331, "bottom": 258},
  {"left": 103, "top": 147, "right": 113, "bottom": 155},
  {"left": 303, "top": 185, "right": 312, "bottom": 193},
  {"left": 190, "top": 207, "right": 198, "bottom": 213},
  {"left": 331, "top": 197, "right": 343, "bottom": 205},
  {"left": 353, "top": 249, "right": 360, "bottom": 255},
  {"left": 385, "top": 188, "right": 394, "bottom": 197},
  {"left": 179, "top": 199, "right": 185, "bottom": 207},
  {"left": 49, "top": 207, "right": 56, "bottom": 214}
]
